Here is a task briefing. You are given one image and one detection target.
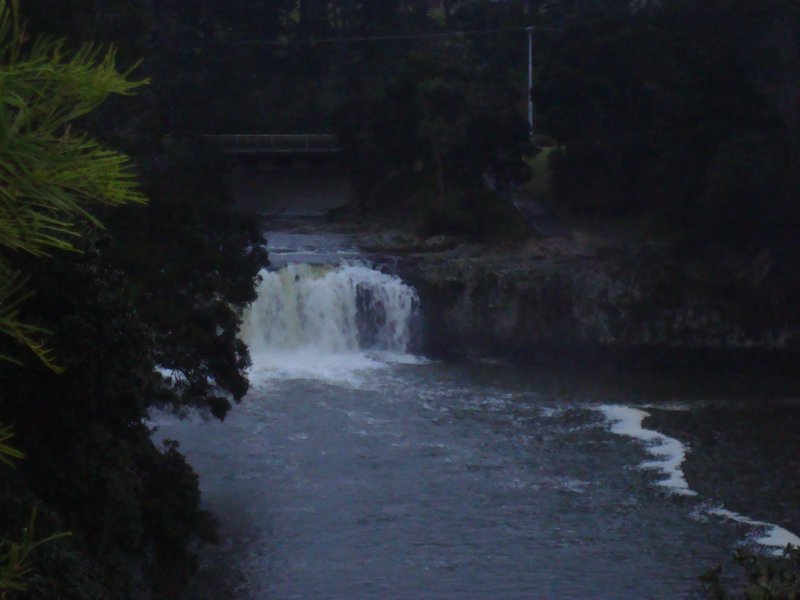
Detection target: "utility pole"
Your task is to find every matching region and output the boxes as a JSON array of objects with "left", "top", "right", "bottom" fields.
[
  {"left": 528, "top": 28, "right": 534, "bottom": 134},
  {"left": 527, "top": 26, "right": 534, "bottom": 138},
  {"left": 525, "top": 0, "right": 534, "bottom": 136}
]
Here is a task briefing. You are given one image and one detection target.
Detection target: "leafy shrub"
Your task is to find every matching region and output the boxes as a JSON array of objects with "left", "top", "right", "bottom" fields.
[{"left": 702, "top": 547, "right": 800, "bottom": 600}]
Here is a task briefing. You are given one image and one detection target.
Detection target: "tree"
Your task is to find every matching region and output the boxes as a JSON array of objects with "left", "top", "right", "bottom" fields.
[
  {"left": 18, "top": 0, "right": 270, "bottom": 419},
  {"left": 0, "top": 0, "right": 147, "bottom": 594},
  {"left": 0, "top": 0, "right": 145, "bottom": 366},
  {"left": 0, "top": 0, "right": 271, "bottom": 594},
  {"left": 336, "top": 29, "right": 531, "bottom": 237},
  {"left": 535, "top": 0, "right": 800, "bottom": 251},
  {"left": 701, "top": 547, "right": 800, "bottom": 600}
]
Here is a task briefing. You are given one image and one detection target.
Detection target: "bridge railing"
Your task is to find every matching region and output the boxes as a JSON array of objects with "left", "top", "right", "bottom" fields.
[{"left": 206, "top": 134, "right": 340, "bottom": 154}]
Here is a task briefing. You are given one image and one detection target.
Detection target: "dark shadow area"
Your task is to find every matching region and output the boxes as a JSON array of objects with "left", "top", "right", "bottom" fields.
[{"left": 232, "top": 157, "right": 352, "bottom": 218}]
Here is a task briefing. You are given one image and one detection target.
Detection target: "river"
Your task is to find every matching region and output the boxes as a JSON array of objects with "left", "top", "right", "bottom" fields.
[{"left": 153, "top": 229, "right": 800, "bottom": 599}]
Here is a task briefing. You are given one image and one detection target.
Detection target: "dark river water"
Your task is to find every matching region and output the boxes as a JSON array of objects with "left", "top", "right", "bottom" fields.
[{"left": 153, "top": 231, "right": 800, "bottom": 599}]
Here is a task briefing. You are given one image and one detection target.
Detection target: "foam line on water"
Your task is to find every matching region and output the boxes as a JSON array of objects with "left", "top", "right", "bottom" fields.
[
  {"left": 599, "top": 404, "right": 800, "bottom": 555},
  {"left": 708, "top": 508, "right": 800, "bottom": 555},
  {"left": 598, "top": 405, "right": 697, "bottom": 496}
]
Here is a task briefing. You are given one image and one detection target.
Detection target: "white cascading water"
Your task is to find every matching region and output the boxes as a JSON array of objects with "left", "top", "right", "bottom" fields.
[{"left": 240, "top": 263, "right": 419, "bottom": 383}]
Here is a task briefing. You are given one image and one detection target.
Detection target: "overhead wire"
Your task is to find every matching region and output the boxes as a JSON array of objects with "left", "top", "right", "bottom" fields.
[{"left": 212, "top": 25, "right": 562, "bottom": 46}]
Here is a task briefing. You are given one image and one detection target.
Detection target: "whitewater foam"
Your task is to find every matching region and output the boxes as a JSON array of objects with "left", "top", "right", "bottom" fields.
[
  {"left": 599, "top": 404, "right": 800, "bottom": 554},
  {"left": 598, "top": 405, "right": 696, "bottom": 496},
  {"left": 240, "top": 264, "right": 420, "bottom": 384},
  {"left": 708, "top": 507, "right": 800, "bottom": 554},
  {"left": 248, "top": 349, "right": 389, "bottom": 387}
]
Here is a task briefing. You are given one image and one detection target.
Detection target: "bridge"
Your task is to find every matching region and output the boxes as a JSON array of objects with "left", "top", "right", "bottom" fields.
[
  {"left": 208, "top": 134, "right": 350, "bottom": 218},
  {"left": 206, "top": 134, "right": 341, "bottom": 155}
]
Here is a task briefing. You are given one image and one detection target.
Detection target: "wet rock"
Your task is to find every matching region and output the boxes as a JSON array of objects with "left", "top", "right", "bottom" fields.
[{"left": 398, "top": 247, "right": 798, "bottom": 368}]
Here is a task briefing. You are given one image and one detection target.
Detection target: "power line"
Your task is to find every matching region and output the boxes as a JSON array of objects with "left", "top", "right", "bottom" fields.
[{"left": 213, "top": 25, "right": 561, "bottom": 46}]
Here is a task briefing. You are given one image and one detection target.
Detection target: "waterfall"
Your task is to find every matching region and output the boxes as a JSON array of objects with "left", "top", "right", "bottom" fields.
[{"left": 240, "top": 263, "right": 419, "bottom": 382}]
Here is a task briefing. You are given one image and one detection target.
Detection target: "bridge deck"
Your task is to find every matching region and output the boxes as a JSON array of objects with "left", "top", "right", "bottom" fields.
[{"left": 207, "top": 134, "right": 340, "bottom": 155}]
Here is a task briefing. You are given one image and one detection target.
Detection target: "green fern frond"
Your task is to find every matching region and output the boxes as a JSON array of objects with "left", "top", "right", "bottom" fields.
[
  {"left": 0, "top": 424, "right": 24, "bottom": 467},
  {"left": 0, "top": 0, "right": 147, "bottom": 369},
  {"left": 0, "top": 509, "right": 71, "bottom": 593}
]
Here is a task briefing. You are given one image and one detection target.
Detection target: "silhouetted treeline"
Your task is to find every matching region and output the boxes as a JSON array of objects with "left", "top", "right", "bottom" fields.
[{"left": 537, "top": 0, "right": 800, "bottom": 261}]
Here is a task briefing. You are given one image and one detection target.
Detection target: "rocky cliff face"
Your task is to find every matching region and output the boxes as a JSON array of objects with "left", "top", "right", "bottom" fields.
[{"left": 395, "top": 244, "right": 796, "bottom": 366}]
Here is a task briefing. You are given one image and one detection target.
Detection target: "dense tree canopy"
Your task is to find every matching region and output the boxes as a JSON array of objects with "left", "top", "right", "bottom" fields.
[
  {"left": 0, "top": 2, "right": 266, "bottom": 597},
  {"left": 536, "top": 0, "right": 800, "bottom": 258}
]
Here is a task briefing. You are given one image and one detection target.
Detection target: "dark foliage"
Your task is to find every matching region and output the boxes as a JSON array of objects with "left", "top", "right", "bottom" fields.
[
  {"left": 535, "top": 0, "right": 800, "bottom": 258},
  {"left": 103, "top": 142, "right": 267, "bottom": 418},
  {"left": 701, "top": 547, "right": 800, "bottom": 599},
  {"left": 334, "top": 5, "right": 533, "bottom": 237},
  {"left": 0, "top": 239, "right": 218, "bottom": 597},
  {"left": 0, "top": 2, "right": 267, "bottom": 597}
]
